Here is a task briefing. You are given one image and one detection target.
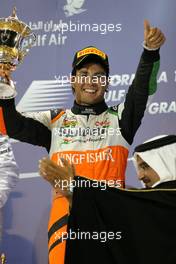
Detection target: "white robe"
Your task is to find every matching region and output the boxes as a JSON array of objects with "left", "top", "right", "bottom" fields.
[{"left": 0, "top": 135, "right": 19, "bottom": 208}]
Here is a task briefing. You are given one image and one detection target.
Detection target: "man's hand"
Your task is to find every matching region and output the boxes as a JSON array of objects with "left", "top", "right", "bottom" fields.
[
  {"left": 144, "top": 20, "right": 165, "bottom": 49},
  {"left": 39, "top": 157, "right": 75, "bottom": 198}
]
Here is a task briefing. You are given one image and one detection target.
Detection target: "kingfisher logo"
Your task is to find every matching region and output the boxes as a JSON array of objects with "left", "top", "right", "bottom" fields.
[{"left": 63, "top": 0, "right": 86, "bottom": 17}]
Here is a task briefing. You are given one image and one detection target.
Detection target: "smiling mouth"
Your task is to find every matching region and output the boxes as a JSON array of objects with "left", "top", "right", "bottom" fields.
[{"left": 83, "top": 89, "right": 97, "bottom": 94}]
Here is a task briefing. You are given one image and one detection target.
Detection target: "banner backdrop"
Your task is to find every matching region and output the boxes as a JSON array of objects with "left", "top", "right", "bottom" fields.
[{"left": 0, "top": 0, "right": 176, "bottom": 263}]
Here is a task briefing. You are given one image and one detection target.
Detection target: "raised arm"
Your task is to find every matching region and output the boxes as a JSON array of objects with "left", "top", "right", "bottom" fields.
[
  {"left": 0, "top": 98, "right": 51, "bottom": 152},
  {"left": 118, "top": 20, "right": 165, "bottom": 144}
]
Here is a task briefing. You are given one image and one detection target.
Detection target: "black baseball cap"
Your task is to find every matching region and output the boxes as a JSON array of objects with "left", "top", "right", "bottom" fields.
[{"left": 72, "top": 46, "right": 109, "bottom": 75}]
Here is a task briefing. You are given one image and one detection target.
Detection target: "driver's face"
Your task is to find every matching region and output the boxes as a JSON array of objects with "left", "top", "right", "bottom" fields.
[{"left": 72, "top": 62, "right": 108, "bottom": 106}]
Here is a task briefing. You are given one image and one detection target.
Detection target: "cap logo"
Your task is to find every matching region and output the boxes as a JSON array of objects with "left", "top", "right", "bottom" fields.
[{"left": 77, "top": 47, "right": 106, "bottom": 60}]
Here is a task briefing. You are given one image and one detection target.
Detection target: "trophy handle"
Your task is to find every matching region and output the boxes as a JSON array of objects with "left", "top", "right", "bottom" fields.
[
  {"left": 9, "top": 7, "right": 36, "bottom": 60},
  {"left": 19, "top": 31, "right": 36, "bottom": 61},
  {"left": 24, "top": 32, "right": 36, "bottom": 52}
]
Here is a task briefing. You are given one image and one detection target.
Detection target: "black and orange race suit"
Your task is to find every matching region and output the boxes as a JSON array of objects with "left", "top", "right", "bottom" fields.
[{"left": 0, "top": 49, "right": 160, "bottom": 263}]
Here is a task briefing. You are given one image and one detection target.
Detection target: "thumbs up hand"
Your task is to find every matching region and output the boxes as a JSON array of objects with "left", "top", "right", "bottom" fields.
[{"left": 143, "top": 20, "right": 165, "bottom": 49}]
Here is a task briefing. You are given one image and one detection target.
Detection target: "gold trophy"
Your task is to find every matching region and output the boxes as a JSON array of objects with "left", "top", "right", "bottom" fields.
[{"left": 0, "top": 7, "right": 36, "bottom": 99}]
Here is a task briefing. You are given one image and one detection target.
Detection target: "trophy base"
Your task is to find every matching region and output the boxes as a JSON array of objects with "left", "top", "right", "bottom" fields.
[{"left": 0, "top": 82, "right": 17, "bottom": 99}]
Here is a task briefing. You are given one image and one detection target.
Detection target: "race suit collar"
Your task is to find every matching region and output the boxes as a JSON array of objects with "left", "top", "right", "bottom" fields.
[{"left": 71, "top": 100, "right": 108, "bottom": 115}]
